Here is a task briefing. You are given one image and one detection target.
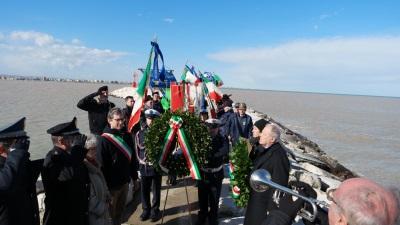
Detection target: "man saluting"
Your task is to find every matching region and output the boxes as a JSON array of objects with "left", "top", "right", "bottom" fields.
[
  {"left": 42, "top": 117, "right": 90, "bottom": 225},
  {"left": 77, "top": 86, "right": 115, "bottom": 135}
]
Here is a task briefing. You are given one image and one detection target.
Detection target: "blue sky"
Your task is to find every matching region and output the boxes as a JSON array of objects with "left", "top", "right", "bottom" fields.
[{"left": 1, "top": 0, "right": 400, "bottom": 97}]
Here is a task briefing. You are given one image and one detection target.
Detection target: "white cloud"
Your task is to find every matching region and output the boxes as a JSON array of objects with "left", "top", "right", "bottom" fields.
[
  {"left": 0, "top": 30, "right": 127, "bottom": 73},
  {"left": 163, "top": 18, "right": 174, "bottom": 23},
  {"left": 71, "top": 38, "right": 81, "bottom": 45},
  {"left": 207, "top": 36, "right": 400, "bottom": 96}
]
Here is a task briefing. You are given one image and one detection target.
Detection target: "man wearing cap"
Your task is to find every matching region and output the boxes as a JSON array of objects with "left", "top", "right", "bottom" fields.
[
  {"left": 97, "top": 108, "right": 138, "bottom": 225},
  {"left": 77, "top": 86, "right": 115, "bottom": 135},
  {"left": 219, "top": 103, "right": 235, "bottom": 137},
  {"left": 196, "top": 119, "right": 229, "bottom": 225},
  {"left": 135, "top": 109, "right": 162, "bottom": 222},
  {"left": 0, "top": 117, "right": 42, "bottom": 225},
  {"left": 227, "top": 102, "right": 253, "bottom": 145},
  {"left": 42, "top": 117, "right": 90, "bottom": 225}
]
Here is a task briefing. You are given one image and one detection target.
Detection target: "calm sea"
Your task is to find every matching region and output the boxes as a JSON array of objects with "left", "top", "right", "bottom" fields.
[{"left": 0, "top": 80, "right": 399, "bottom": 186}]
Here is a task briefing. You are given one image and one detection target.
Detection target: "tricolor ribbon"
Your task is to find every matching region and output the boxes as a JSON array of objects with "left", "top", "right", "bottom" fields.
[
  {"left": 228, "top": 161, "right": 240, "bottom": 198},
  {"left": 158, "top": 116, "right": 201, "bottom": 180}
]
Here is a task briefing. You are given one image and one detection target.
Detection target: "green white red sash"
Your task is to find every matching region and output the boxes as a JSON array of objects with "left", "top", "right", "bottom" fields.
[
  {"left": 228, "top": 161, "right": 240, "bottom": 198},
  {"left": 101, "top": 133, "right": 133, "bottom": 161},
  {"left": 158, "top": 116, "right": 201, "bottom": 180}
]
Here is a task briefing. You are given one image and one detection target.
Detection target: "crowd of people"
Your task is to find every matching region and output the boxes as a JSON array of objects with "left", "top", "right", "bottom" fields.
[{"left": 0, "top": 85, "right": 399, "bottom": 225}]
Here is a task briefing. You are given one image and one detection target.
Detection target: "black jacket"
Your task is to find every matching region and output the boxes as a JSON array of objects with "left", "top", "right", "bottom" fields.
[
  {"left": 244, "top": 142, "right": 290, "bottom": 225},
  {"left": 204, "top": 133, "right": 229, "bottom": 169},
  {"left": 0, "top": 149, "right": 30, "bottom": 225},
  {"left": 98, "top": 127, "right": 138, "bottom": 190},
  {"left": 1, "top": 155, "right": 42, "bottom": 225},
  {"left": 42, "top": 146, "right": 90, "bottom": 225},
  {"left": 77, "top": 92, "right": 115, "bottom": 135}
]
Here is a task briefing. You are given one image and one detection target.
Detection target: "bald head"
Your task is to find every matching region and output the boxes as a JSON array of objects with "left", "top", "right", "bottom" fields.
[{"left": 329, "top": 178, "right": 399, "bottom": 225}]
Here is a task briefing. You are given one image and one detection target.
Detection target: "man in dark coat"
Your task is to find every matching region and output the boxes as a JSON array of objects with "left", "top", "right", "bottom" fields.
[
  {"left": 77, "top": 86, "right": 115, "bottom": 135},
  {"left": 244, "top": 124, "right": 290, "bottom": 225},
  {"left": 97, "top": 108, "right": 138, "bottom": 225},
  {"left": 135, "top": 109, "right": 162, "bottom": 222},
  {"left": 196, "top": 119, "right": 229, "bottom": 225},
  {"left": 0, "top": 117, "right": 42, "bottom": 225},
  {"left": 42, "top": 117, "right": 90, "bottom": 225},
  {"left": 152, "top": 91, "right": 165, "bottom": 114},
  {"left": 227, "top": 103, "right": 253, "bottom": 145}
]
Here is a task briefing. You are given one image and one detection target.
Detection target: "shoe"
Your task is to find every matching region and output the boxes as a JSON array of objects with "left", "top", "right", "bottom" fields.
[
  {"left": 140, "top": 211, "right": 150, "bottom": 221},
  {"left": 195, "top": 214, "right": 207, "bottom": 225},
  {"left": 150, "top": 209, "right": 161, "bottom": 222}
]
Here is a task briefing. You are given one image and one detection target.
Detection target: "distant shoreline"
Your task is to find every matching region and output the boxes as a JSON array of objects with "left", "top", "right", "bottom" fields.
[
  {"left": 0, "top": 74, "right": 131, "bottom": 85},
  {"left": 1, "top": 74, "right": 398, "bottom": 99}
]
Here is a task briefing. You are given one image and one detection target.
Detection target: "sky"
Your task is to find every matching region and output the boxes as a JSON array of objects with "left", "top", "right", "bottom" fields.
[{"left": 1, "top": 0, "right": 400, "bottom": 97}]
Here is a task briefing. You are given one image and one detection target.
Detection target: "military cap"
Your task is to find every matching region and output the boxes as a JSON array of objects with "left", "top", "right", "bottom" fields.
[
  {"left": 47, "top": 117, "right": 80, "bottom": 136},
  {"left": 205, "top": 118, "right": 222, "bottom": 129},
  {"left": 0, "top": 117, "right": 28, "bottom": 141},
  {"left": 144, "top": 109, "right": 161, "bottom": 119}
]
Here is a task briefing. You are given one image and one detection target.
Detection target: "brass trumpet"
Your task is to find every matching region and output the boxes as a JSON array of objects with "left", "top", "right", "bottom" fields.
[{"left": 250, "top": 169, "right": 329, "bottom": 222}]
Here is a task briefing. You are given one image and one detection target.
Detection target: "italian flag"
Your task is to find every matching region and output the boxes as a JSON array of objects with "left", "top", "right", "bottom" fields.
[
  {"left": 181, "top": 65, "right": 200, "bottom": 84},
  {"left": 202, "top": 73, "right": 223, "bottom": 103},
  {"left": 128, "top": 46, "right": 154, "bottom": 132}
]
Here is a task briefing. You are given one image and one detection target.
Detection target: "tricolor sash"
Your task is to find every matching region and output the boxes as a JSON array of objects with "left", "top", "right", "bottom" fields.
[
  {"left": 101, "top": 133, "right": 133, "bottom": 161},
  {"left": 158, "top": 116, "right": 201, "bottom": 180}
]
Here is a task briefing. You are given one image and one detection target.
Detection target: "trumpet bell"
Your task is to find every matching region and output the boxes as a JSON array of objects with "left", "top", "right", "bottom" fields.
[{"left": 250, "top": 169, "right": 272, "bottom": 192}]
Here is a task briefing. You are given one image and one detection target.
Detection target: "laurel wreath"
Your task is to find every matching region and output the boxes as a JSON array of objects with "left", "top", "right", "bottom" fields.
[{"left": 145, "top": 111, "right": 212, "bottom": 177}]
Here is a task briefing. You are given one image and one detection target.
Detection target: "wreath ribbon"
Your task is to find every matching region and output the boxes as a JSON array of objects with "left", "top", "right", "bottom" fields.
[
  {"left": 228, "top": 161, "right": 240, "bottom": 198},
  {"left": 158, "top": 115, "right": 201, "bottom": 180}
]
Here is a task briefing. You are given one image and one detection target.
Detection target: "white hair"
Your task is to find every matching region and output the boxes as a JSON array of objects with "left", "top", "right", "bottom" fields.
[
  {"left": 338, "top": 186, "right": 399, "bottom": 225},
  {"left": 266, "top": 124, "right": 281, "bottom": 142}
]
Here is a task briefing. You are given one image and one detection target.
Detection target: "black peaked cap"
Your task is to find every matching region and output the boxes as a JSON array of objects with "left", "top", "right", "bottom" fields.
[
  {"left": 0, "top": 117, "right": 28, "bottom": 140},
  {"left": 47, "top": 117, "right": 80, "bottom": 136}
]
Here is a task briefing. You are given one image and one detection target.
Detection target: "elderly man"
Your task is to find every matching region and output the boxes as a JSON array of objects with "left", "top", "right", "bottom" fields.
[
  {"left": 327, "top": 178, "right": 399, "bottom": 225},
  {"left": 0, "top": 117, "right": 42, "bottom": 225},
  {"left": 244, "top": 124, "right": 290, "bottom": 225},
  {"left": 77, "top": 85, "right": 115, "bottom": 135},
  {"left": 260, "top": 177, "right": 399, "bottom": 225},
  {"left": 42, "top": 117, "right": 90, "bottom": 225},
  {"left": 98, "top": 108, "right": 138, "bottom": 225}
]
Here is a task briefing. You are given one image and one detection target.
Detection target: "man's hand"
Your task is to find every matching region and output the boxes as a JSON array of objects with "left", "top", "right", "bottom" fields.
[
  {"left": 13, "top": 138, "right": 30, "bottom": 152},
  {"left": 71, "top": 134, "right": 87, "bottom": 148}
]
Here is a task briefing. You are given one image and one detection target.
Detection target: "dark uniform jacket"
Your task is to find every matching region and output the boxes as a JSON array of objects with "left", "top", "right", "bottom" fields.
[
  {"left": 77, "top": 92, "right": 115, "bottom": 135},
  {"left": 219, "top": 109, "right": 235, "bottom": 137},
  {"left": 97, "top": 127, "right": 138, "bottom": 190},
  {"left": 244, "top": 142, "right": 290, "bottom": 225},
  {"left": 135, "top": 125, "right": 158, "bottom": 177},
  {"left": 208, "top": 133, "right": 229, "bottom": 169},
  {"left": 42, "top": 146, "right": 90, "bottom": 225},
  {"left": 228, "top": 113, "right": 253, "bottom": 144},
  {"left": 152, "top": 101, "right": 165, "bottom": 114}
]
